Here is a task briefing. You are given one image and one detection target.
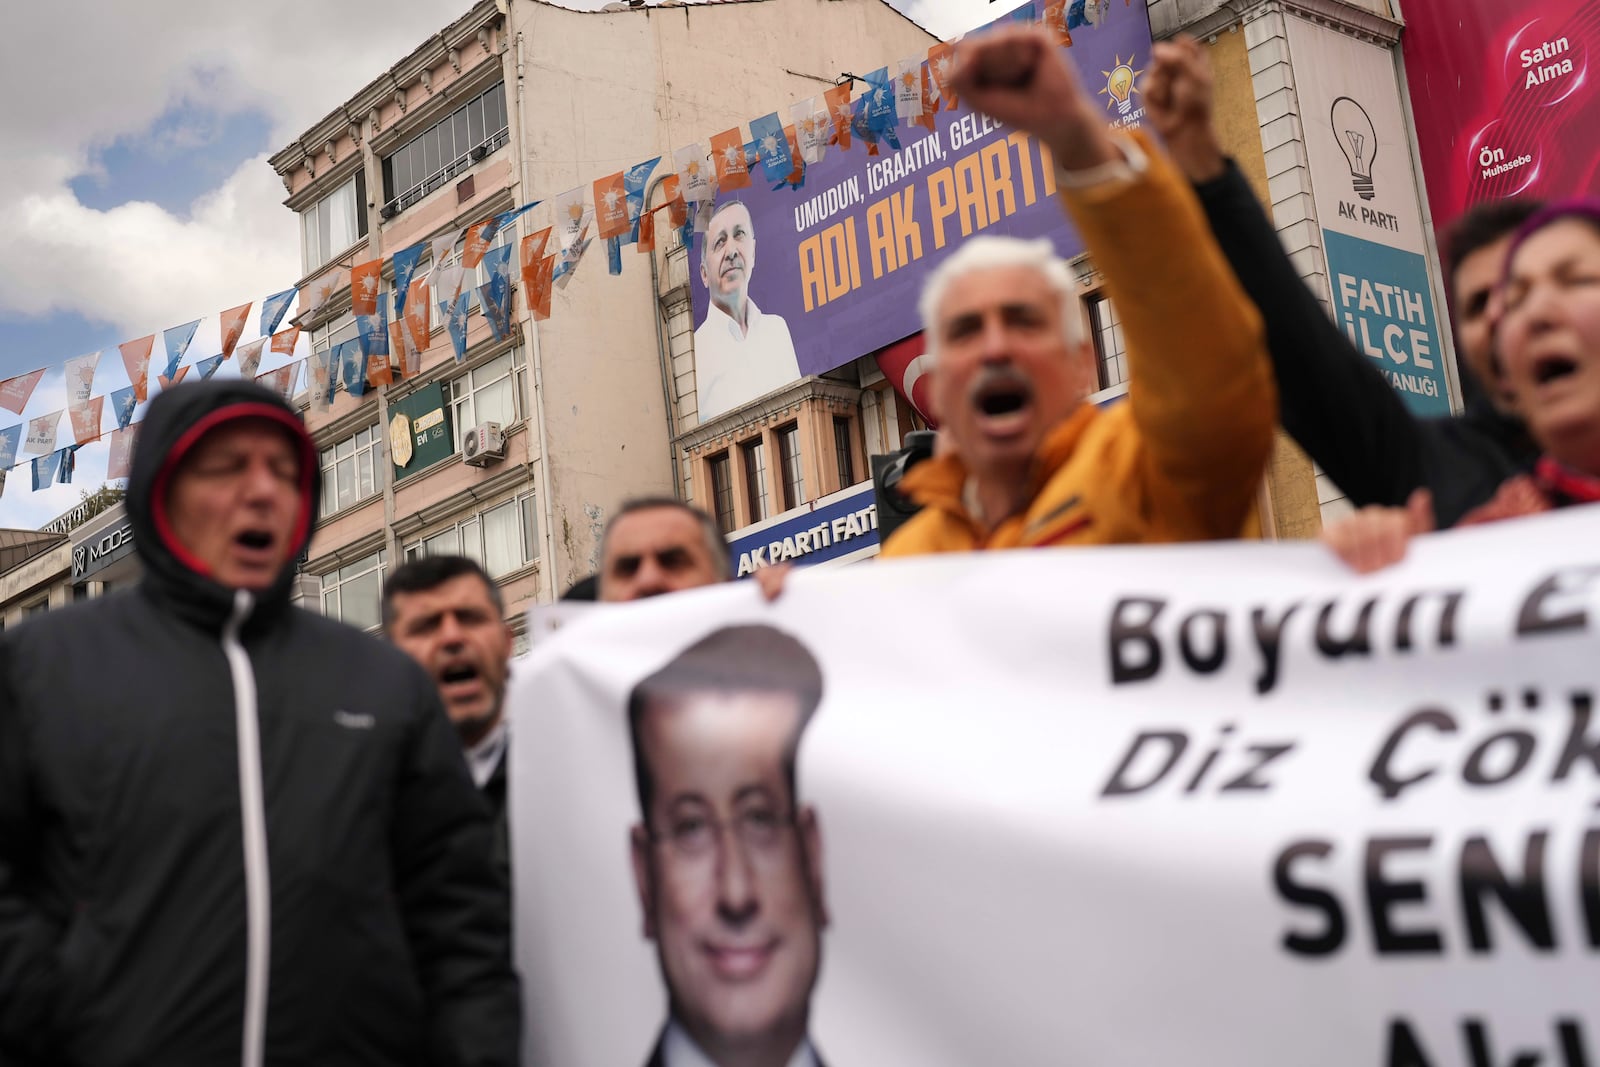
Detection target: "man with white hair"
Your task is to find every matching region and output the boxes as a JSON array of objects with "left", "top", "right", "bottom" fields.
[{"left": 881, "top": 26, "right": 1276, "bottom": 555}]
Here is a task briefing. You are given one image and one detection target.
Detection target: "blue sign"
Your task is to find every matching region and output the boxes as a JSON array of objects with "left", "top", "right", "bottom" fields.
[
  {"left": 1322, "top": 229, "right": 1450, "bottom": 417},
  {"left": 728, "top": 482, "right": 880, "bottom": 578}
]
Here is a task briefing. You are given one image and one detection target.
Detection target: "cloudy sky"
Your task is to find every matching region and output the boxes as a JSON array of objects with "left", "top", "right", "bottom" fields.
[{"left": 0, "top": 0, "right": 979, "bottom": 530}]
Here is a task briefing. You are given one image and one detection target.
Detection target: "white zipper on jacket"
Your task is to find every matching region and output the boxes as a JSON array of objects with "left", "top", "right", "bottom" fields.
[{"left": 223, "top": 589, "right": 270, "bottom": 1067}]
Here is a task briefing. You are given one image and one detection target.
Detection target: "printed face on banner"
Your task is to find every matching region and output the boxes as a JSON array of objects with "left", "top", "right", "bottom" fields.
[
  {"left": 626, "top": 630, "right": 826, "bottom": 1063},
  {"left": 686, "top": 1, "right": 1152, "bottom": 408}
]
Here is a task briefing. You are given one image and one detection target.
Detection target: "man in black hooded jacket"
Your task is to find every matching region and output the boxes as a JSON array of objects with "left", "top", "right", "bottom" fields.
[{"left": 0, "top": 380, "right": 520, "bottom": 1066}]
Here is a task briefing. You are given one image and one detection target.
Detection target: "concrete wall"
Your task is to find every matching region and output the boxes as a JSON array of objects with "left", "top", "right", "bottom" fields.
[{"left": 509, "top": 0, "right": 935, "bottom": 581}]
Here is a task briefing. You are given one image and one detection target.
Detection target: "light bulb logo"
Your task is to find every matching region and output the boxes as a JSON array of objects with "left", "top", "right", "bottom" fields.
[
  {"left": 1099, "top": 55, "right": 1142, "bottom": 117},
  {"left": 1330, "top": 96, "right": 1378, "bottom": 201}
]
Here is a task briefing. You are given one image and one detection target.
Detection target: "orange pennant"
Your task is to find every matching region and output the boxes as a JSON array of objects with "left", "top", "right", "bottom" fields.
[
  {"left": 528, "top": 255, "right": 555, "bottom": 321},
  {"left": 661, "top": 175, "right": 688, "bottom": 227},
  {"left": 782, "top": 125, "right": 805, "bottom": 185},
  {"left": 119, "top": 336, "right": 154, "bottom": 403},
  {"left": 403, "top": 275, "right": 431, "bottom": 359},
  {"left": 1042, "top": 0, "right": 1072, "bottom": 45},
  {"left": 824, "top": 83, "right": 853, "bottom": 151},
  {"left": 69, "top": 397, "right": 105, "bottom": 445},
  {"left": 107, "top": 426, "right": 137, "bottom": 480},
  {"left": 521, "top": 227, "right": 552, "bottom": 274},
  {"left": 928, "top": 42, "right": 959, "bottom": 109},
  {"left": 461, "top": 220, "right": 494, "bottom": 270},
  {"left": 271, "top": 325, "right": 302, "bottom": 356},
  {"left": 917, "top": 64, "right": 939, "bottom": 131},
  {"left": 158, "top": 366, "right": 191, "bottom": 391},
  {"left": 388, "top": 319, "right": 411, "bottom": 381},
  {"left": 351, "top": 260, "right": 382, "bottom": 317},
  {"left": 593, "top": 171, "right": 630, "bottom": 239},
  {"left": 710, "top": 128, "right": 751, "bottom": 191},
  {"left": 219, "top": 303, "right": 252, "bottom": 359},
  {"left": 0, "top": 369, "right": 46, "bottom": 415},
  {"left": 637, "top": 210, "right": 657, "bottom": 254}
]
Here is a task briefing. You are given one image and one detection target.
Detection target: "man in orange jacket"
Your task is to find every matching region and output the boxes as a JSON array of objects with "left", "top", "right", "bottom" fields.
[{"left": 881, "top": 26, "right": 1276, "bottom": 556}]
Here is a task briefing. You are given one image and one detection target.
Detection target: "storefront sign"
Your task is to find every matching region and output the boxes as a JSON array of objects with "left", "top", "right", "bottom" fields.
[
  {"left": 726, "top": 481, "right": 879, "bottom": 577},
  {"left": 72, "top": 521, "right": 134, "bottom": 581},
  {"left": 389, "top": 382, "right": 453, "bottom": 480}
]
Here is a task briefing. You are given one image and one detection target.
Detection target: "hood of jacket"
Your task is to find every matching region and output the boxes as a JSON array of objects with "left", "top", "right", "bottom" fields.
[{"left": 127, "top": 380, "right": 322, "bottom": 631}]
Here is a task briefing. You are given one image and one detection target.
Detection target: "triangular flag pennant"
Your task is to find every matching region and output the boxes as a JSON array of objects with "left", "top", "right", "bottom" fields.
[
  {"left": 0, "top": 369, "right": 45, "bottom": 415},
  {"left": 219, "top": 303, "right": 252, "bottom": 359},
  {"left": 69, "top": 397, "right": 105, "bottom": 445},
  {"left": 260, "top": 288, "right": 296, "bottom": 337},
  {"left": 594, "top": 170, "right": 629, "bottom": 240},
  {"left": 429, "top": 228, "right": 464, "bottom": 271},
  {"left": 403, "top": 274, "right": 432, "bottom": 359},
  {"left": 674, "top": 143, "right": 714, "bottom": 204},
  {"left": 1042, "top": 0, "right": 1072, "bottom": 45},
  {"left": 553, "top": 234, "right": 592, "bottom": 291},
  {"left": 916, "top": 62, "right": 939, "bottom": 131},
  {"left": 793, "top": 99, "right": 829, "bottom": 166},
  {"left": 107, "top": 426, "right": 137, "bottom": 480},
  {"left": 56, "top": 446, "right": 77, "bottom": 485},
  {"left": 256, "top": 363, "right": 298, "bottom": 400},
  {"left": 461, "top": 220, "right": 496, "bottom": 270},
  {"left": 493, "top": 202, "right": 539, "bottom": 237},
  {"left": 661, "top": 174, "right": 688, "bottom": 227},
  {"left": 710, "top": 128, "right": 752, "bottom": 191},
  {"left": 1067, "top": 0, "right": 1091, "bottom": 29},
  {"left": 864, "top": 68, "right": 897, "bottom": 135},
  {"left": 271, "top": 324, "right": 302, "bottom": 356},
  {"left": 521, "top": 227, "right": 551, "bottom": 275},
  {"left": 351, "top": 259, "right": 382, "bottom": 317},
  {"left": 897, "top": 58, "right": 927, "bottom": 125},
  {"left": 391, "top": 316, "right": 421, "bottom": 382},
  {"left": 624, "top": 157, "right": 661, "bottom": 242},
  {"left": 110, "top": 387, "right": 138, "bottom": 430},
  {"left": 309, "top": 348, "right": 335, "bottom": 413},
  {"left": 555, "top": 186, "right": 588, "bottom": 250},
  {"left": 824, "top": 82, "right": 854, "bottom": 151},
  {"left": 478, "top": 282, "right": 512, "bottom": 340},
  {"left": 777, "top": 125, "right": 806, "bottom": 189},
  {"left": 605, "top": 235, "right": 623, "bottom": 276},
  {"left": 483, "top": 243, "right": 515, "bottom": 335},
  {"left": 162, "top": 320, "right": 200, "bottom": 378},
  {"left": 748, "top": 114, "right": 793, "bottom": 183},
  {"left": 118, "top": 336, "right": 155, "bottom": 403},
  {"left": 528, "top": 255, "right": 555, "bottom": 321},
  {"left": 236, "top": 338, "right": 267, "bottom": 379},
  {"left": 358, "top": 307, "right": 390, "bottom": 385},
  {"left": 340, "top": 338, "right": 369, "bottom": 397},
  {"left": 158, "top": 365, "right": 191, "bottom": 390},
  {"left": 0, "top": 469, "right": 7, "bottom": 498},
  {"left": 391, "top": 244, "right": 426, "bottom": 324},
  {"left": 0, "top": 424, "right": 20, "bottom": 468},
  {"left": 443, "top": 292, "right": 472, "bottom": 363},
  {"left": 24, "top": 410, "right": 62, "bottom": 455},
  {"left": 637, "top": 209, "right": 657, "bottom": 254},
  {"left": 195, "top": 355, "right": 226, "bottom": 380},
  {"left": 31, "top": 449, "right": 61, "bottom": 491},
  {"left": 434, "top": 263, "right": 468, "bottom": 308},
  {"left": 304, "top": 269, "right": 347, "bottom": 320},
  {"left": 63, "top": 352, "right": 100, "bottom": 411}
]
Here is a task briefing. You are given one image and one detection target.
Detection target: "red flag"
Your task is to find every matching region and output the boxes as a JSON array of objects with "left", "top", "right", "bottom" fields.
[
  {"left": 637, "top": 210, "right": 657, "bottom": 254},
  {"left": 928, "top": 42, "right": 959, "bottom": 109},
  {"left": 219, "top": 302, "right": 252, "bottom": 359},
  {"left": 158, "top": 366, "right": 191, "bottom": 391},
  {"left": 873, "top": 333, "right": 937, "bottom": 428},
  {"left": 461, "top": 220, "right": 494, "bottom": 270},
  {"left": 710, "top": 128, "right": 751, "bottom": 191},
  {"left": 107, "top": 426, "right": 137, "bottom": 480},
  {"left": 69, "top": 397, "right": 105, "bottom": 444},
  {"left": 351, "top": 260, "right": 382, "bottom": 317},
  {"left": 528, "top": 255, "right": 555, "bottom": 321},
  {"left": 271, "top": 325, "right": 302, "bottom": 357},
  {"left": 593, "top": 171, "right": 629, "bottom": 239},
  {"left": 119, "top": 336, "right": 154, "bottom": 403},
  {"left": 0, "top": 369, "right": 45, "bottom": 415},
  {"left": 824, "top": 83, "right": 854, "bottom": 150}
]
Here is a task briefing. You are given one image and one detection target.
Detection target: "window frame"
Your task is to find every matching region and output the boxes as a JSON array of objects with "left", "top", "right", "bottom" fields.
[
  {"left": 402, "top": 491, "right": 541, "bottom": 579},
  {"left": 741, "top": 437, "right": 770, "bottom": 523},
  {"left": 776, "top": 423, "right": 806, "bottom": 511},
  {"left": 1088, "top": 292, "right": 1128, "bottom": 392},
  {"left": 448, "top": 347, "right": 527, "bottom": 452},
  {"left": 833, "top": 415, "right": 857, "bottom": 488},
  {"left": 301, "top": 172, "right": 369, "bottom": 275},
  {"left": 708, "top": 452, "right": 735, "bottom": 535},
  {"left": 318, "top": 422, "right": 385, "bottom": 517},
  {"left": 320, "top": 548, "right": 388, "bottom": 631},
  {"left": 382, "top": 82, "right": 510, "bottom": 215}
]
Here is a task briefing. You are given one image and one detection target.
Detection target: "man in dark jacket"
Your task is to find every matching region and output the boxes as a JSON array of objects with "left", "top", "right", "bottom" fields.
[
  {"left": 1144, "top": 36, "right": 1540, "bottom": 527},
  {"left": 0, "top": 380, "right": 520, "bottom": 1066}
]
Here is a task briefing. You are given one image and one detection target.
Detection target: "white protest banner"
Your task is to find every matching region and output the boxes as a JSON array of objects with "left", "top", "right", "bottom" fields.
[{"left": 510, "top": 508, "right": 1600, "bottom": 1066}]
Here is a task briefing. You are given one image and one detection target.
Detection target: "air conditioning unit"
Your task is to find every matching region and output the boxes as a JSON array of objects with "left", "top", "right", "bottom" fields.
[
  {"left": 462, "top": 422, "right": 506, "bottom": 466},
  {"left": 379, "top": 203, "right": 399, "bottom": 220},
  {"left": 471, "top": 144, "right": 490, "bottom": 162}
]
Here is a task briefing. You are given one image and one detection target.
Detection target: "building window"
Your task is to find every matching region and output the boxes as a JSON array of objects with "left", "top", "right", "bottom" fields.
[
  {"left": 302, "top": 173, "right": 369, "bottom": 274},
  {"left": 449, "top": 349, "right": 525, "bottom": 450},
  {"left": 382, "top": 82, "right": 509, "bottom": 215},
  {"left": 1089, "top": 294, "right": 1128, "bottom": 391},
  {"left": 403, "top": 492, "right": 540, "bottom": 578},
  {"left": 708, "top": 452, "right": 735, "bottom": 535},
  {"left": 321, "top": 548, "right": 387, "bottom": 631},
  {"left": 311, "top": 311, "right": 360, "bottom": 397},
  {"left": 742, "top": 438, "right": 769, "bottom": 522},
  {"left": 833, "top": 416, "right": 857, "bottom": 487},
  {"left": 777, "top": 423, "right": 806, "bottom": 510},
  {"left": 319, "top": 424, "right": 384, "bottom": 516},
  {"left": 23, "top": 598, "right": 48, "bottom": 617}
]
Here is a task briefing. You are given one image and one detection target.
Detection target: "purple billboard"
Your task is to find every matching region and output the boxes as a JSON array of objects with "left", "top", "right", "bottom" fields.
[{"left": 688, "top": 0, "right": 1155, "bottom": 423}]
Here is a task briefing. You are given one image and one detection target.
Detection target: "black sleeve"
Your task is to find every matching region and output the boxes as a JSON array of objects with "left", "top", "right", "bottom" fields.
[
  {"left": 1194, "top": 162, "right": 1426, "bottom": 509},
  {"left": 0, "top": 639, "right": 66, "bottom": 1058},
  {"left": 390, "top": 674, "right": 521, "bottom": 1067}
]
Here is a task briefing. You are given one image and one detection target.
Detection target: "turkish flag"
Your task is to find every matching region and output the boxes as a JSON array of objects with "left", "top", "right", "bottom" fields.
[{"left": 873, "top": 332, "right": 937, "bottom": 429}]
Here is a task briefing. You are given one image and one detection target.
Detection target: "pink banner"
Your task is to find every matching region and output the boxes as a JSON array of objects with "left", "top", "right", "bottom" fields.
[{"left": 1401, "top": 0, "right": 1599, "bottom": 225}]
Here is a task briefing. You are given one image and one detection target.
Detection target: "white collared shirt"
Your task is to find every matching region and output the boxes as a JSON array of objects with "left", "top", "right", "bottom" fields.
[
  {"left": 464, "top": 718, "right": 507, "bottom": 790},
  {"left": 693, "top": 296, "right": 801, "bottom": 423},
  {"left": 661, "top": 1020, "right": 819, "bottom": 1067}
]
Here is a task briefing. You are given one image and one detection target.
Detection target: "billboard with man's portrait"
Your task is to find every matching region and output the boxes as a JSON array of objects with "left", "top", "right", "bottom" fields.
[{"left": 686, "top": 0, "right": 1155, "bottom": 422}]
